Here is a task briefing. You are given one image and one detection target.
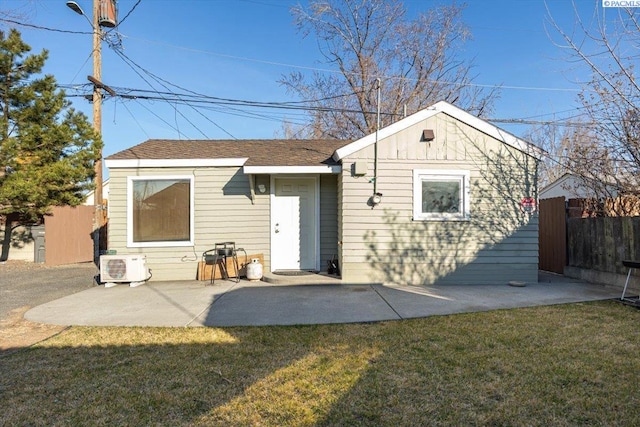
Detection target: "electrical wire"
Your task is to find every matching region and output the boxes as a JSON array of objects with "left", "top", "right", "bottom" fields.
[
  {"left": 1, "top": 15, "right": 592, "bottom": 95},
  {"left": 119, "top": 97, "right": 150, "bottom": 138},
  {"left": 116, "top": 0, "right": 142, "bottom": 28},
  {"left": 112, "top": 49, "right": 212, "bottom": 138},
  {"left": 61, "top": 82, "right": 609, "bottom": 130},
  {"left": 113, "top": 48, "right": 240, "bottom": 138},
  {"left": 0, "top": 18, "right": 92, "bottom": 34}
]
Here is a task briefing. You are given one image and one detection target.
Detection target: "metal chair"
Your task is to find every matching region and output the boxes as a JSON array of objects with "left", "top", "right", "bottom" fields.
[{"left": 203, "top": 242, "right": 241, "bottom": 285}]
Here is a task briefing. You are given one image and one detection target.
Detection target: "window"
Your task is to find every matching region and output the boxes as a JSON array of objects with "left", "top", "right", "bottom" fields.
[
  {"left": 413, "top": 169, "right": 470, "bottom": 221},
  {"left": 127, "top": 176, "right": 194, "bottom": 247}
]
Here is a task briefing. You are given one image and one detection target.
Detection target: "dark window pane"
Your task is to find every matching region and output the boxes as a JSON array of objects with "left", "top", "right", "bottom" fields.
[
  {"left": 132, "top": 179, "right": 190, "bottom": 242},
  {"left": 422, "top": 180, "right": 460, "bottom": 213}
]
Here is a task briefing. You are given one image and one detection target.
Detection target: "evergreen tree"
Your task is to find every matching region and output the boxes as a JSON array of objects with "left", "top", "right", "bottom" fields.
[{"left": 0, "top": 29, "right": 101, "bottom": 259}]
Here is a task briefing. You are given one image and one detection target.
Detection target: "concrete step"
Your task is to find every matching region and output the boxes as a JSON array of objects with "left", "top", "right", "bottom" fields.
[{"left": 262, "top": 271, "right": 342, "bottom": 286}]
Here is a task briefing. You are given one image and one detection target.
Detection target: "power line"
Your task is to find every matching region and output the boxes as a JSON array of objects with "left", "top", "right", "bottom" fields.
[
  {"left": 123, "top": 33, "right": 585, "bottom": 94},
  {"left": 66, "top": 86, "right": 392, "bottom": 117},
  {"left": 0, "top": 17, "right": 91, "bottom": 35},
  {"left": 116, "top": 0, "right": 142, "bottom": 28},
  {"left": 489, "top": 118, "right": 595, "bottom": 127},
  {"left": 111, "top": 48, "right": 214, "bottom": 139},
  {"left": 118, "top": 97, "right": 150, "bottom": 138},
  {"left": 3, "top": 15, "right": 586, "bottom": 95},
  {"left": 62, "top": 82, "right": 603, "bottom": 130}
]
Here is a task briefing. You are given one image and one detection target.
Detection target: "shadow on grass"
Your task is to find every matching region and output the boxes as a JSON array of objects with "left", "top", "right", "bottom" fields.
[{"left": 2, "top": 301, "right": 640, "bottom": 426}]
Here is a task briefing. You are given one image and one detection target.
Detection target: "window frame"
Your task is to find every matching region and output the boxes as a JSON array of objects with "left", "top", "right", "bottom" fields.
[
  {"left": 413, "top": 169, "right": 471, "bottom": 221},
  {"left": 127, "top": 175, "right": 195, "bottom": 247}
]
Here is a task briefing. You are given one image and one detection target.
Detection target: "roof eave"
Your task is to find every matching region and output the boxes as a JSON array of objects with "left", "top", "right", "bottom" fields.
[
  {"left": 105, "top": 158, "right": 249, "bottom": 169},
  {"left": 243, "top": 165, "right": 341, "bottom": 174},
  {"left": 332, "top": 101, "right": 545, "bottom": 161}
]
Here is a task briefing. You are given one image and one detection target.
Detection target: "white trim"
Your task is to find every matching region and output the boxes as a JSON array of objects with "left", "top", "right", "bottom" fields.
[
  {"left": 243, "top": 165, "right": 340, "bottom": 174},
  {"left": 127, "top": 175, "right": 195, "bottom": 248},
  {"left": 333, "top": 109, "right": 440, "bottom": 161},
  {"left": 333, "top": 100, "right": 543, "bottom": 161},
  {"left": 435, "top": 102, "right": 541, "bottom": 157},
  {"left": 413, "top": 169, "right": 471, "bottom": 221},
  {"left": 106, "top": 158, "right": 248, "bottom": 169}
]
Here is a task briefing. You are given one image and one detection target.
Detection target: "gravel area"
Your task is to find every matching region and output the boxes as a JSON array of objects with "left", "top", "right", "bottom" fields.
[{"left": 0, "top": 260, "right": 99, "bottom": 354}]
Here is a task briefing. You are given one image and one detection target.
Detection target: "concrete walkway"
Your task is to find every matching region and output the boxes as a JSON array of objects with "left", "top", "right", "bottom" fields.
[{"left": 25, "top": 272, "right": 623, "bottom": 327}]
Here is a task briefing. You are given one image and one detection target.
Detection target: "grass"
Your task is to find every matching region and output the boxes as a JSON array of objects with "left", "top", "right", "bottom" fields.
[{"left": 1, "top": 300, "right": 640, "bottom": 426}]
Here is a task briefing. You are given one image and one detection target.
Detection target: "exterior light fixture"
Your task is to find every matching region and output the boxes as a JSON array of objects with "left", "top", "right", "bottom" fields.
[{"left": 66, "top": 1, "right": 85, "bottom": 15}]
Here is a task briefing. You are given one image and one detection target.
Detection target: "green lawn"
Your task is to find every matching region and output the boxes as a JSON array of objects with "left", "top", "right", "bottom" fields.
[{"left": 1, "top": 300, "right": 639, "bottom": 426}]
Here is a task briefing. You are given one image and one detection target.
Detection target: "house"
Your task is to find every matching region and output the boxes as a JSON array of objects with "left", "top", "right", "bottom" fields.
[
  {"left": 539, "top": 173, "right": 618, "bottom": 200},
  {"left": 83, "top": 179, "right": 110, "bottom": 220},
  {"left": 104, "top": 101, "right": 543, "bottom": 285}
]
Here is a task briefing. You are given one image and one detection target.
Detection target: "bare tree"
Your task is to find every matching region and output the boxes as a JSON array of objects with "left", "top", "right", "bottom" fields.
[
  {"left": 0, "top": 1, "right": 37, "bottom": 28},
  {"left": 281, "top": 0, "right": 498, "bottom": 139},
  {"left": 546, "top": 1, "right": 640, "bottom": 203},
  {"left": 527, "top": 121, "right": 603, "bottom": 189}
]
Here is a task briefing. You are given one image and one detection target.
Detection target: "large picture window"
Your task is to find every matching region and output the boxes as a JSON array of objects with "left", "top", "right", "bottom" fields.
[
  {"left": 413, "top": 169, "right": 470, "bottom": 221},
  {"left": 127, "top": 176, "right": 194, "bottom": 247}
]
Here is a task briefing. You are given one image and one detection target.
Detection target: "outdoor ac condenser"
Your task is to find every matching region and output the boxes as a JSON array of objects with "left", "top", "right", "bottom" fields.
[{"left": 99, "top": 254, "right": 150, "bottom": 287}]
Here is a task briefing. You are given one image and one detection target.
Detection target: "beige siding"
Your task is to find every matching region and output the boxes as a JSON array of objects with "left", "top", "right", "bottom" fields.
[
  {"left": 339, "top": 112, "right": 539, "bottom": 285},
  {"left": 107, "top": 167, "right": 270, "bottom": 281},
  {"left": 320, "top": 175, "right": 338, "bottom": 271}
]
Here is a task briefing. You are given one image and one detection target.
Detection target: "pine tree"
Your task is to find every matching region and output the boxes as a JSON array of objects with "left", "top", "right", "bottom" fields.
[{"left": 0, "top": 29, "right": 101, "bottom": 259}]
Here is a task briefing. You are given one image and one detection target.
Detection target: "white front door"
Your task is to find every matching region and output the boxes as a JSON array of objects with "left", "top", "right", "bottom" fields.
[{"left": 271, "top": 177, "right": 318, "bottom": 271}]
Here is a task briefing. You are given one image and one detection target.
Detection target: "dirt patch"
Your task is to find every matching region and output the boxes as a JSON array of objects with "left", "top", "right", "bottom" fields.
[
  {"left": 1, "top": 259, "right": 57, "bottom": 271},
  {"left": 0, "top": 306, "right": 67, "bottom": 356},
  {"left": 0, "top": 260, "right": 96, "bottom": 356}
]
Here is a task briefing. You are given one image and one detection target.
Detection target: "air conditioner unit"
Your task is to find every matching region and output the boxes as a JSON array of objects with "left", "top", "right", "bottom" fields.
[{"left": 100, "top": 254, "right": 150, "bottom": 287}]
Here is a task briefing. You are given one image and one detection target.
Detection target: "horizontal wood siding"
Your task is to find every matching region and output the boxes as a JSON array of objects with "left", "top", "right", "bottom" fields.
[
  {"left": 107, "top": 167, "right": 270, "bottom": 281},
  {"left": 339, "top": 112, "right": 539, "bottom": 285},
  {"left": 337, "top": 167, "right": 344, "bottom": 276},
  {"left": 320, "top": 175, "right": 338, "bottom": 272}
]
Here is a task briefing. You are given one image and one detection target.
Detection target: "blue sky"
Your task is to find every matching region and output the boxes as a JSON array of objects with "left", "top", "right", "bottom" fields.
[{"left": 1, "top": 0, "right": 605, "bottom": 165}]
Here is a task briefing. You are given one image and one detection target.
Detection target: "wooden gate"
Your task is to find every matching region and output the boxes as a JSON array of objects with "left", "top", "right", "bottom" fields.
[
  {"left": 44, "top": 206, "right": 95, "bottom": 266},
  {"left": 539, "top": 197, "right": 567, "bottom": 274}
]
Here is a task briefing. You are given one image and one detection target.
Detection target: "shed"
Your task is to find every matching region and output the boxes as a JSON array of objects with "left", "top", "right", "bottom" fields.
[{"left": 104, "top": 101, "right": 542, "bottom": 284}]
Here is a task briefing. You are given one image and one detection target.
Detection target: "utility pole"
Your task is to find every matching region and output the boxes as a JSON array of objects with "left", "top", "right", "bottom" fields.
[
  {"left": 67, "top": 0, "right": 116, "bottom": 257},
  {"left": 92, "top": 0, "right": 103, "bottom": 234}
]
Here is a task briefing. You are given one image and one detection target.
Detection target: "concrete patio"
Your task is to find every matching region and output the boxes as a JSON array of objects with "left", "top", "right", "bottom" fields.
[{"left": 25, "top": 272, "right": 623, "bottom": 327}]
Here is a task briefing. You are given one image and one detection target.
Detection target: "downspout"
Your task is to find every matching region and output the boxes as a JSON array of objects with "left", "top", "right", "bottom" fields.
[
  {"left": 371, "top": 78, "right": 382, "bottom": 206},
  {"left": 248, "top": 174, "right": 256, "bottom": 205}
]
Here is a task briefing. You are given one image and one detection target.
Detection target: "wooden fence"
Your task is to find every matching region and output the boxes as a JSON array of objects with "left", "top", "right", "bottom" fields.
[
  {"left": 539, "top": 197, "right": 567, "bottom": 274},
  {"left": 44, "top": 206, "right": 95, "bottom": 266},
  {"left": 567, "top": 216, "right": 640, "bottom": 275}
]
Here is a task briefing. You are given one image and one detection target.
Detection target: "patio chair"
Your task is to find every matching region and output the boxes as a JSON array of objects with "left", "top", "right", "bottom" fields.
[{"left": 203, "top": 242, "right": 244, "bottom": 285}]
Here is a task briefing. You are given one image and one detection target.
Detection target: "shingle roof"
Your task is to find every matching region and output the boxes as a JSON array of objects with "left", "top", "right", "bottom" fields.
[{"left": 106, "top": 139, "right": 350, "bottom": 167}]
